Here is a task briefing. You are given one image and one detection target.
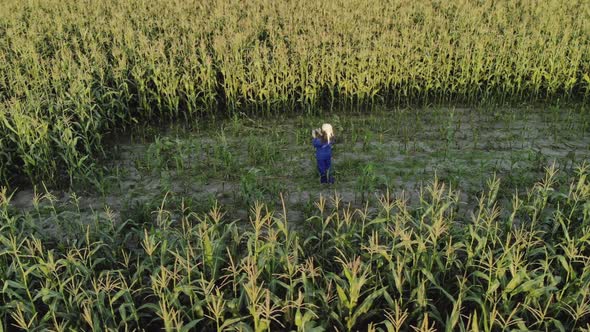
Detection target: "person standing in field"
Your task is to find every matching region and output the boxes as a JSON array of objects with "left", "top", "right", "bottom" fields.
[{"left": 312, "top": 123, "right": 335, "bottom": 184}]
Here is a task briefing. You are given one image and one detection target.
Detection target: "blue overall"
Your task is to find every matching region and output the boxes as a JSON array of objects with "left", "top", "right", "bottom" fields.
[{"left": 313, "top": 138, "right": 334, "bottom": 184}]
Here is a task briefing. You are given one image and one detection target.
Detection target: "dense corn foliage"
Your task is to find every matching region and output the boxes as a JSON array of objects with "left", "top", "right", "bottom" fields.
[
  {"left": 1, "top": 0, "right": 590, "bottom": 185},
  {"left": 1, "top": 165, "right": 590, "bottom": 330}
]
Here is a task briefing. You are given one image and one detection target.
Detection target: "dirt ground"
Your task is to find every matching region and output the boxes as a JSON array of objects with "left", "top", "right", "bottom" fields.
[{"left": 9, "top": 107, "right": 590, "bottom": 226}]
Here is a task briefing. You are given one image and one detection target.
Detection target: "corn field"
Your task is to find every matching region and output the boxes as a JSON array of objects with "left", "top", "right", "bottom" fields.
[
  {"left": 1, "top": 0, "right": 590, "bottom": 185},
  {"left": 0, "top": 165, "right": 589, "bottom": 330}
]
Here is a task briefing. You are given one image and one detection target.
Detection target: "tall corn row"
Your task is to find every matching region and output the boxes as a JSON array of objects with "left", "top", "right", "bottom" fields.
[
  {"left": 1, "top": 166, "right": 590, "bottom": 330},
  {"left": 1, "top": 0, "right": 589, "bottom": 185}
]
